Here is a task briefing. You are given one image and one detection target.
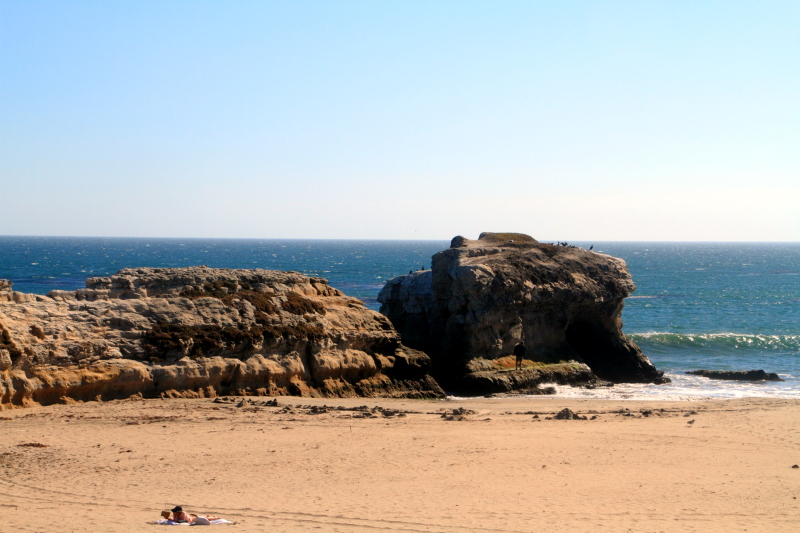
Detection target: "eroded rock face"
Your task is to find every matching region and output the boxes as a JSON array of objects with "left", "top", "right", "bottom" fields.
[
  {"left": 0, "top": 267, "right": 443, "bottom": 408},
  {"left": 378, "top": 233, "right": 667, "bottom": 387}
]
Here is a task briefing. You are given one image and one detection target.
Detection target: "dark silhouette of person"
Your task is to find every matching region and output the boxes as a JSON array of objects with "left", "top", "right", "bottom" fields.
[{"left": 513, "top": 342, "right": 526, "bottom": 370}]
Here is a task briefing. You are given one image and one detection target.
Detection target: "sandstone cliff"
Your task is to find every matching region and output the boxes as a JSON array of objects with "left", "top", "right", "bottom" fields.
[
  {"left": 0, "top": 267, "right": 443, "bottom": 408},
  {"left": 378, "top": 233, "right": 667, "bottom": 389}
]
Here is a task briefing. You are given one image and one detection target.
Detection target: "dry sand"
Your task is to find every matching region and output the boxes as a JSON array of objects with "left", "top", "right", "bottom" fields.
[{"left": 1, "top": 395, "right": 798, "bottom": 532}]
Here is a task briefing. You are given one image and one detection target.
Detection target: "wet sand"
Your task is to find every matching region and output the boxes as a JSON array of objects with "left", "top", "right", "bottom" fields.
[{"left": 1, "top": 396, "right": 798, "bottom": 532}]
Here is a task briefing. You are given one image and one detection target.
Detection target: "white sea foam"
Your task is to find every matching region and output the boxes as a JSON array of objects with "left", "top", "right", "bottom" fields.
[
  {"left": 447, "top": 372, "right": 800, "bottom": 402},
  {"left": 529, "top": 372, "right": 800, "bottom": 401}
]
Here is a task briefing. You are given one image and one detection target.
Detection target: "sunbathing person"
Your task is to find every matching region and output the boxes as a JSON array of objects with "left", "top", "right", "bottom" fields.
[
  {"left": 160, "top": 506, "right": 223, "bottom": 524},
  {"left": 169, "top": 506, "right": 193, "bottom": 523},
  {"left": 190, "top": 513, "right": 221, "bottom": 524}
]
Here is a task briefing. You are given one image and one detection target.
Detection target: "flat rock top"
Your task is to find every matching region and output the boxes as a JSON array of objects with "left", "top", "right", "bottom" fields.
[
  {"left": 450, "top": 232, "right": 539, "bottom": 249},
  {"left": 447, "top": 233, "right": 606, "bottom": 265},
  {"left": 85, "top": 266, "right": 322, "bottom": 291},
  {"left": 441, "top": 233, "right": 633, "bottom": 293},
  {"left": 2, "top": 267, "right": 342, "bottom": 304}
]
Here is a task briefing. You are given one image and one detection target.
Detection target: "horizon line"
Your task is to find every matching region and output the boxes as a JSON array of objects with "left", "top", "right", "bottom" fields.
[{"left": 1, "top": 234, "right": 799, "bottom": 244}]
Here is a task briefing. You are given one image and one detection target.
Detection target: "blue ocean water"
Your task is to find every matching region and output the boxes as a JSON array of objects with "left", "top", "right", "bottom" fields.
[
  {"left": 572, "top": 242, "right": 800, "bottom": 400},
  {"left": 1, "top": 236, "right": 798, "bottom": 399}
]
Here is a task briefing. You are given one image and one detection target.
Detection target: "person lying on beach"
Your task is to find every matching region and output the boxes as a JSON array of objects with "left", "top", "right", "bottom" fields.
[
  {"left": 161, "top": 505, "right": 225, "bottom": 525},
  {"left": 169, "top": 506, "right": 193, "bottom": 523},
  {"left": 190, "top": 513, "right": 222, "bottom": 525}
]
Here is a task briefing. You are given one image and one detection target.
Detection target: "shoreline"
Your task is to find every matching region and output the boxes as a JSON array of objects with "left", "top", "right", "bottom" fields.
[
  {"left": 2, "top": 395, "right": 798, "bottom": 532},
  {"left": 494, "top": 372, "right": 800, "bottom": 401}
]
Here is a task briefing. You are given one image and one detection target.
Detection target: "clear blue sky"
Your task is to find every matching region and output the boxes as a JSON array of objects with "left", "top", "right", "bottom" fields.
[{"left": 1, "top": 1, "right": 798, "bottom": 241}]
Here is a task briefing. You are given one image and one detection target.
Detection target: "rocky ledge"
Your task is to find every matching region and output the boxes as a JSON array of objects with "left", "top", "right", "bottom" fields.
[
  {"left": 378, "top": 232, "right": 668, "bottom": 391},
  {"left": 0, "top": 267, "right": 444, "bottom": 408},
  {"left": 686, "top": 369, "right": 783, "bottom": 382},
  {"left": 461, "top": 356, "right": 611, "bottom": 395}
]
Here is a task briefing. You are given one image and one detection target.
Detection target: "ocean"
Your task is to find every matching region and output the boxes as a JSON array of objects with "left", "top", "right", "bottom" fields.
[{"left": 1, "top": 236, "right": 798, "bottom": 400}]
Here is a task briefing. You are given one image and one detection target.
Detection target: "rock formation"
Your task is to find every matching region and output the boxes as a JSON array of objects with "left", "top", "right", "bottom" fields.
[
  {"left": 0, "top": 267, "right": 444, "bottom": 408},
  {"left": 378, "top": 232, "right": 668, "bottom": 389},
  {"left": 686, "top": 369, "right": 783, "bottom": 382},
  {"left": 460, "top": 356, "right": 609, "bottom": 395}
]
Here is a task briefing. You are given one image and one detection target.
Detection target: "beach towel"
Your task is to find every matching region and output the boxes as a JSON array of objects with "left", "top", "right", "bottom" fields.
[{"left": 156, "top": 519, "right": 232, "bottom": 525}]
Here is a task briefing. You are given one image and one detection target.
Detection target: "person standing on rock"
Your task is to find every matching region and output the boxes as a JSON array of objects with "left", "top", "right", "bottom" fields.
[{"left": 514, "top": 342, "right": 526, "bottom": 370}]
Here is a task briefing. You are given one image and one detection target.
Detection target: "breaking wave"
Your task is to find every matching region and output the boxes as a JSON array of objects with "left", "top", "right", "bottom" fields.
[{"left": 629, "top": 333, "right": 800, "bottom": 354}]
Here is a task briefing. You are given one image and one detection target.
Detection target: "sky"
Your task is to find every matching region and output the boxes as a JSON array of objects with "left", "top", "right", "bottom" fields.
[{"left": 1, "top": 1, "right": 798, "bottom": 241}]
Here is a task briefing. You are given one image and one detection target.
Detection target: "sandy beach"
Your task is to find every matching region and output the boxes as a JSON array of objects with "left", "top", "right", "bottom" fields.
[{"left": 1, "top": 395, "right": 798, "bottom": 532}]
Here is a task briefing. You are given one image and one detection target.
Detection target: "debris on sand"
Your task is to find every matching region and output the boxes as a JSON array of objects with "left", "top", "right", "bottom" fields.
[
  {"left": 553, "top": 408, "right": 587, "bottom": 420},
  {"left": 442, "top": 407, "right": 476, "bottom": 421}
]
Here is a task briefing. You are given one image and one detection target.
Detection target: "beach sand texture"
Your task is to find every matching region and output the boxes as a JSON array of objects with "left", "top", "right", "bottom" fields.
[{"left": 1, "top": 396, "right": 798, "bottom": 532}]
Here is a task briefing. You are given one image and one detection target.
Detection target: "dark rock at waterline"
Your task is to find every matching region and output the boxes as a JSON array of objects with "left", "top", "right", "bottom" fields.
[
  {"left": 686, "top": 369, "right": 783, "bottom": 382},
  {"left": 378, "top": 232, "right": 668, "bottom": 390}
]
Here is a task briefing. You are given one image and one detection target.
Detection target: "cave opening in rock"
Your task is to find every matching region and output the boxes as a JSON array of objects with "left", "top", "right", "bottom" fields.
[{"left": 563, "top": 318, "right": 619, "bottom": 381}]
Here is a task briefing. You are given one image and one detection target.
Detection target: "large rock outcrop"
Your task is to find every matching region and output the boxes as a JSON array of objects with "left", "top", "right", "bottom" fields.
[
  {"left": 0, "top": 267, "right": 444, "bottom": 408},
  {"left": 378, "top": 233, "right": 667, "bottom": 389}
]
